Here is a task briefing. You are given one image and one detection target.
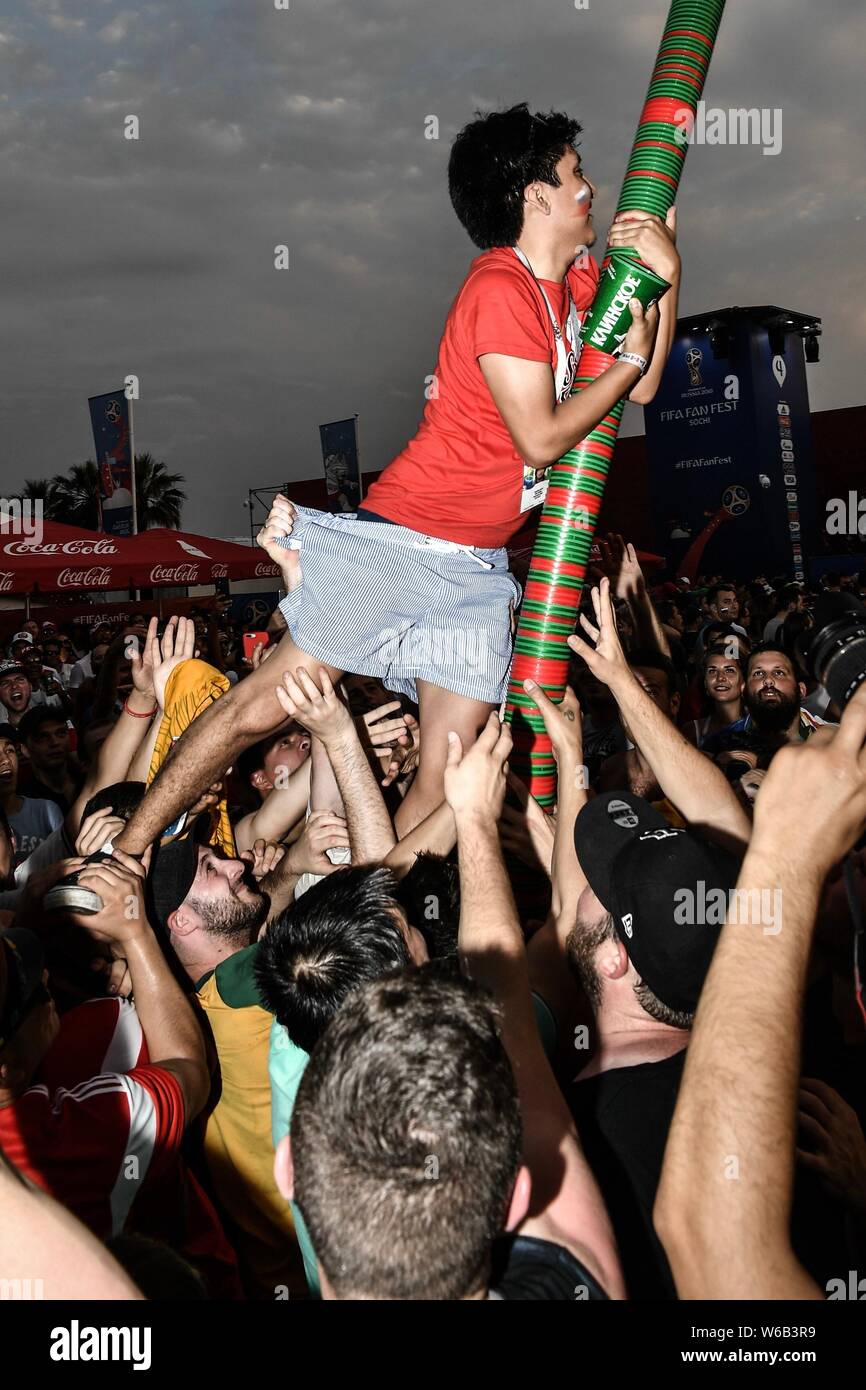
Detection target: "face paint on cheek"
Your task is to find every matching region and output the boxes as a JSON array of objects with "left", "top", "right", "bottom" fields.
[{"left": 574, "top": 185, "right": 591, "bottom": 208}]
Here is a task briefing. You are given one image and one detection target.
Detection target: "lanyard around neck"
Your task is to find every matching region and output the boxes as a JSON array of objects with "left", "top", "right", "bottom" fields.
[{"left": 512, "top": 247, "right": 581, "bottom": 402}]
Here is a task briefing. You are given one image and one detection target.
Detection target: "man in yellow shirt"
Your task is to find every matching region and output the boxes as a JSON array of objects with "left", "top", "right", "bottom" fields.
[{"left": 149, "top": 814, "right": 307, "bottom": 1299}]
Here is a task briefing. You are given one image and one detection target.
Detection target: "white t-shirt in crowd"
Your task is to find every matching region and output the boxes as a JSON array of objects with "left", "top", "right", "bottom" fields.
[
  {"left": 68, "top": 654, "right": 94, "bottom": 690},
  {"left": 14, "top": 822, "right": 75, "bottom": 885},
  {"left": 7, "top": 797, "right": 63, "bottom": 867},
  {"left": 46, "top": 662, "right": 76, "bottom": 689}
]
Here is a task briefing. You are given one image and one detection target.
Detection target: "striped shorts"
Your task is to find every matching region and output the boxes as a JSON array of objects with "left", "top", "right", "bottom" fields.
[{"left": 276, "top": 506, "right": 521, "bottom": 704}]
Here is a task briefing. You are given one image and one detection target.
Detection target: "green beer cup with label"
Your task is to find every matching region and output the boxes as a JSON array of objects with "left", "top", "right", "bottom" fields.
[{"left": 579, "top": 249, "right": 671, "bottom": 357}]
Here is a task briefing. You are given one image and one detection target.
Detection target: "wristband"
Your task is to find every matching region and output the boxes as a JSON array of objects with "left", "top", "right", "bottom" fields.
[
  {"left": 618, "top": 351, "right": 648, "bottom": 376},
  {"left": 123, "top": 697, "right": 158, "bottom": 719}
]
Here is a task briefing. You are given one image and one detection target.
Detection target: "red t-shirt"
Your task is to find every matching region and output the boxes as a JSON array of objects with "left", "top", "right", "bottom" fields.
[
  {"left": 0, "top": 998, "right": 184, "bottom": 1239},
  {"left": 363, "top": 247, "right": 601, "bottom": 548},
  {"left": 0, "top": 995, "right": 243, "bottom": 1297}
]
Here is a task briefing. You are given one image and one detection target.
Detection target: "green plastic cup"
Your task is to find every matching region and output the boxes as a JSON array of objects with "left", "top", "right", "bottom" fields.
[
  {"left": 656, "top": 46, "right": 708, "bottom": 69},
  {"left": 627, "top": 148, "right": 685, "bottom": 170},
  {"left": 667, "top": 0, "right": 725, "bottom": 16},
  {"left": 648, "top": 81, "right": 706, "bottom": 99},
  {"left": 627, "top": 149, "right": 685, "bottom": 174},
  {"left": 658, "top": 35, "right": 711, "bottom": 55},
  {"left": 636, "top": 120, "right": 694, "bottom": 137},
  {"left": 618, "top": 182, "right": 674, "bottom": 210},
  {"left": 579, "top": 250, "right": 671, "bottom": 356},
  {"left": 621, "top": 171, "right": 678, "bottom": 194},
  {"left": 665, "top": 8, "right": 722, "bottom": 27}
]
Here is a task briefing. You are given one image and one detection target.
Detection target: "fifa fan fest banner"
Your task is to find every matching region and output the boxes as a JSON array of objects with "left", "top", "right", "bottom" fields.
[
  {"left": 643, "top": 320, "right": 818, "bottom": 582},
  {"left": 319, "top": 416, "right": 362, "bottom": 513},
  {"left": 507, "top": 0, "right": 728, "bottom": 803},
  {"left": 89, "top": 390, "right": 136, "bottom": 536}
]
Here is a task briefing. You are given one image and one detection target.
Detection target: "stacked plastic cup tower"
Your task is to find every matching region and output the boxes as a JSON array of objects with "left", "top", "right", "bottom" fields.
[{"left": 505, "top": 0, "right": 727, "bottom": 804}]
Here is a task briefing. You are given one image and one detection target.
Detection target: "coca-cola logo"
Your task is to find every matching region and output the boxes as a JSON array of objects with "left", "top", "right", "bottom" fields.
[
  {"left": 0, "top": 571, "right": 13, "bottom": 593},
  {"left": 3, "top": 539, "right": 118, "bottom": 557},
  {"left": 149, "top": 563, "right": 199, "bottom": 584},
  {"left": 255, "top": 560, "right": 279, "bottom": 577},
  {"left": 211, "top": 563, "right": 228, "bottom": 579},
  {"left": 57, "top": 566, "right": 113, "bottom": 590}
]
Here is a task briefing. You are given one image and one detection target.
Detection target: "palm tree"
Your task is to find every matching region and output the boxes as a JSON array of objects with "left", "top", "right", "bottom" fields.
[
  {"left": 46, "top": 461, "right": 102, "bottom": 530},
  {"left": 16, "top": 454, "right": 186, "bottom": 531},
  {"left": 22, "top": 478, "right": 54, "bottom": 504},
  {"left": 133, "top": 453, "right": 186, "bottom": 530},
  {"left": 19, "top": 476, "right": 60, "bottom": 518}
]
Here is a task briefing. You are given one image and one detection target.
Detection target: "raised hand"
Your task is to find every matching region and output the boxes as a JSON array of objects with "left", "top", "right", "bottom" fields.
[
  {"left": 274, "top": 667, "right": 353, "bottom": 744},
  {"left": 622, "top": 298, "right": 660, "bottom": 364},
  {"left": 75, "top": 806, "right": 126, "bottom": 857},
  {"left": 499, "top": 771, "right": 555, "bottom": 877},
  {"left": 597, "top": 533, "right": 645, "bottom": 602},
  {"left": 360, "top": 700, "right": 409, "bottom": 750},
  {"left": 443, "top": 712, "right": 511, "bottom": 826},
  {"left": 567, "top": 577, "right": 631, "bottom": 691},
  {"left": 70, "top": 848, "right": 152, "bottom": 945},
  {"left": 608, "top": 205, "right": 680, "bottom": 282},
  {"left": 152, "top": 615, "right": 196, "bottom": 710},
  {"left": 257, "top": 494, "right": 302, "bottom": 591},
  {"left": 127, "top": 617, "right": 158, "bottom": 704},
  {"left": 798, "top": 1078, "right": 866, "bottom": 1214},
  {"left": 285, "top": 810, "right": 351, "bottom": 877},
  {"left": 523, "top": 681, "right": 584, "bottom": 772},
  {"left": 241, "top": 838, "right": 287, "bottom": 882},
  {"left": 748, "top": 685, "right": 866, "bottom": 881},
  {"left": 249, "top": 640, "right": 273, "bottom": 671}
]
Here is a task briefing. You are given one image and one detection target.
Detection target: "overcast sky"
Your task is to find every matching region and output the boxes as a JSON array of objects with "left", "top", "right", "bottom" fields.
[{"left": 2, "top": 0, "right": 864, "bottom": 537}]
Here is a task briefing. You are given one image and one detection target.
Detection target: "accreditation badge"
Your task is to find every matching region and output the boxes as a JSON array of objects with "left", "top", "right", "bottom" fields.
[{"left": 520, "top": 462, "right": 551, "bottom": 513}]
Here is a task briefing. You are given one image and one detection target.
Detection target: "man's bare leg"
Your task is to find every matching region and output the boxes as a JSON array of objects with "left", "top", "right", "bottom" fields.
[
  {"left": 394, "top": 679, "right": 495, "bottom": 837},
  {"left": 115, "top": 629, "right": 343, "bottom": 855}
]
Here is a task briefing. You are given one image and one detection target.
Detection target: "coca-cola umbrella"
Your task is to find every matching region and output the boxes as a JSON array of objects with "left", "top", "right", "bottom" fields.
[
  {"left": 0, "top": 521, "right": 145, "bottom": 596},
  {"left": 0, "top": 521, "right": 280, "bottom": 597},
  {"left": 126, "top": 528, "right": 281, "bottom": 586}
]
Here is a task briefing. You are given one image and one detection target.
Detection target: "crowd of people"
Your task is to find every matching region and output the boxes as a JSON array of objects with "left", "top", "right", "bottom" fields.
[
  {"left": 3, "top": 100, "right": 865, "bottom": 1308},
  {"left": 0, "top": 541, "right": 864, "bottom": 1302}
]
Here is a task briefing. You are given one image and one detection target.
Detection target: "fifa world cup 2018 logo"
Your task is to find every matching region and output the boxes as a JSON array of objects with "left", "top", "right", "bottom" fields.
[{"left": 685, "top": 346, "right": 703, "bottom": 387}]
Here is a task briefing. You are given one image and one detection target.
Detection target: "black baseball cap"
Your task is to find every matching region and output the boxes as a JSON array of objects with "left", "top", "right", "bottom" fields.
[
  {"left": 573, "top": 792, "right": 742, "bottom": 1015},
  {"left": 0, "top": 929, "right": 47, "bottom": 1050},
  {"left": 146, "top": 813, "right": 211, "bottom": 934}
]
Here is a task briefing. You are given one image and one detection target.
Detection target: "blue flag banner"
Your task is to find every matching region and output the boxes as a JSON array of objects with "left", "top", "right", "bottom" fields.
[
  {"left": 89, "top": 390, "right": 136, "bottom": 536},
  {"left": 319, "top": 417, "right": 362, "bottom": 513}
]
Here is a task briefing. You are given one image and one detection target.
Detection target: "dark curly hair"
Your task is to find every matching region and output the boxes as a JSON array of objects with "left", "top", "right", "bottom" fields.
[
  {"left": 254, "top": 866, "right": 412, "bottom": 1054},
  {"left": 448, "top": 103, "right": 582, "bottom": 249}
]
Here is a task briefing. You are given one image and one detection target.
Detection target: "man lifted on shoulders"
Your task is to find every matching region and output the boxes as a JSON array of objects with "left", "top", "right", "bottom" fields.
[{"left": 117, "top": 103, "right": 679, "bottom": 855}]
